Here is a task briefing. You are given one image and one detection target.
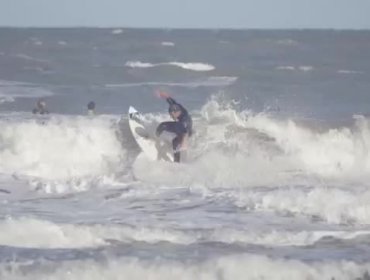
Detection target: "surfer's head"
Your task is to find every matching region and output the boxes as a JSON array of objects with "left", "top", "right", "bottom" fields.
[
  {"left": 169, "top": 104, "right": 181, "bottom": 119},
  {"left": 87, "top": 101, "right": 96, "bottom": 115},
  {"left": 87, "top": 101, "right": 95, "bottom": 110}
]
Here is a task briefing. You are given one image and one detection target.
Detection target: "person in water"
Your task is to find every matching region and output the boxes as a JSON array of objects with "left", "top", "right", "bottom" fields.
[
  {"left": 32, "top": 99, "right": 49, "bottom": 114},
  {"left": 87, "top": 101, "right": 96, "bottom": 115},
  {"left": 156, "top": 90, "right": 193, "bottom": 163}
]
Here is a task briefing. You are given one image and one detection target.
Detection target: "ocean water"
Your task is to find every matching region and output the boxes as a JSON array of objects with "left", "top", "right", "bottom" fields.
[{"left": 1, "top": 27, "right": 370, "bottom": 279}]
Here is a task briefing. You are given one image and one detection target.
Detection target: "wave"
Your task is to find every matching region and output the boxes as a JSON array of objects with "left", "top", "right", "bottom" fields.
[
  {"left": 338, "top": 69, "right": 362, "bottom": 74},
  {"left": 125, "top": 61, "right": 153, "bottom": 68},
  {"left": 132, "top": 99, "right": 370, "bottom": 189},
  {"left": 125, "top": 60, "right": 215, "bottom": 72},
  {"left": 0, "top": 80, "right": 31, "bottom": 87},
  {"left": 0, "top": 115, "right": 125, "bottom": 182},
  {"left": 2, "top": 215, "right": 370, "bottom": 250},
  {"left": 168, "top": 62, "right": 215, "bottom": 71},
  {"left": 2, "top": 98, "right": 370, "bottom": 194},
  {"left": 276, "top": 66, "right": 295, "bottom": 71},
  {"left": 111, "top": 29, "right": 124, "bottom": 35},
  {"left": 161, "top": 41, "right": 175, "bottom": 47},
  {"left": 0, "top": 217, "right": 106, "bottom": 248},
  {"left": 29, "top": 37, "right": 43, "bottom": 46},
  {"left": 22, "top": 66, "right": 53, "bottom": 74},
  {"left": 105, "top": 76, "right": 237, "bottom": 88},
  {"left": 276, "top": 65, "right": 314, "bottom": 72},
  {"left": 2, "top": 99, "right": 370, "bottom": 229},
  {"left": 299, "top": 66, "right": 314, "bottom": 72},
  {"left": 0, "top": 252, "right": 369, "bottom": 280},
  {"left": 14, "top": 54, "right": 49, "bottom": 64},
  {"left": 245, "top": 113, "right": 370, "bottom": 178},
  {"left": 0, "top": 81, "right": 55, "bottom": 104}
]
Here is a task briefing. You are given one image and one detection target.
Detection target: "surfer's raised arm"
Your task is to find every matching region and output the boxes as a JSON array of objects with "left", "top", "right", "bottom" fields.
[{"left": 156, "top": 90, "right": 177, "bottom": 106}]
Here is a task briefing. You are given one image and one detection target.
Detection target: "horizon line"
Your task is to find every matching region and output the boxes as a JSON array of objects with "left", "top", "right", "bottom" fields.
[{"left": 0, "top": 25, "right": 369, "bottom": 31}]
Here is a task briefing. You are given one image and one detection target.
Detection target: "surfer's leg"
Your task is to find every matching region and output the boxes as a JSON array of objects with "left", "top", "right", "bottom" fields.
[
  {"left": 174, "top": 152, "right": 180, "bottom": 162},
  {"left": 156, "top": 121, "right": 183, "bottom": 136},
  {"left": 157, "top": 122, "right": 184, "bottom": 162},
  {"left": 156, "top": 121, "right": 173, "bottom": 136},
  {"left": 172, "top": 136, "right": 182, "bottom": 162}
]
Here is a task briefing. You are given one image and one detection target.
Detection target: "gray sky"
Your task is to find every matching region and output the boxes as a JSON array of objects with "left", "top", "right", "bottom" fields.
[{"left": 1, "top": 0, "right": 370, "bottom": 29}]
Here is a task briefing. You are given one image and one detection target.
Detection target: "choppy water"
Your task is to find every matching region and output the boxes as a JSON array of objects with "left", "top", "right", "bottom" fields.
[{"left": 1, "top": 27, "right": 370, "bottom": 279}]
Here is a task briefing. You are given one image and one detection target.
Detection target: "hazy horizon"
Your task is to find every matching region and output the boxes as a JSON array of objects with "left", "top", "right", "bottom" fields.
[
  {"left": 0, "top": 26, "right": 369, "bottom": 31},
  {"left": 1, "top": 0, "right": 370, "bottom": 30}
]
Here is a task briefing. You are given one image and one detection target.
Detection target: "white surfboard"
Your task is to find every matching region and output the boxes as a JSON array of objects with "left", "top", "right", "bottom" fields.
[{"left": 128, "top": 106, "right": 174, "bottom": 162}]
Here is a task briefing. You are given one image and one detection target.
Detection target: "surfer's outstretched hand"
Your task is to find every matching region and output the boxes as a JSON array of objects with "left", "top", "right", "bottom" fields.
[{"left": 155, "top": 90, "right": 170, "bottom": 99}]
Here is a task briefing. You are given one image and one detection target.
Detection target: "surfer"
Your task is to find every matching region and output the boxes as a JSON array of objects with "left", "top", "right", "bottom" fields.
[
  {"left": 87, "top": 101, "right": 96, "bottom": 115},
  {"left": 155, "top": 90, "right": 193, "bottom": 162},
  {"left": 32, "top": 99, "right": 49, "bottom": 115}
]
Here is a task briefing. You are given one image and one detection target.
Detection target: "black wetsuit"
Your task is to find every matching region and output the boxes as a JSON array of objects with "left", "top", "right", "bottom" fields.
[
  {"left": 156, "top": 97, "right": 193, "bottom": 162},
  {"left": 32, "top": 108, "right": 49, "bottom": 115}
]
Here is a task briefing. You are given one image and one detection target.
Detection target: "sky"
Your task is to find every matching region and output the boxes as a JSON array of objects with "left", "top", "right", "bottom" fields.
[{"left": 1, "top": 0, "right": 370, "bottom": 29}]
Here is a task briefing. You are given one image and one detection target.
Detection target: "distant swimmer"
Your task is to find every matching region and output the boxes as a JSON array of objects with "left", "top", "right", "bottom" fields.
[
  {"left": 155, "top": 90, "right": 193, "bottom": 163},
  {"left": 87, "top": 101, "right": 96, "bottom": 115},
  {"left": 32, "top": 99, "right": 49, "bottom": 115}
]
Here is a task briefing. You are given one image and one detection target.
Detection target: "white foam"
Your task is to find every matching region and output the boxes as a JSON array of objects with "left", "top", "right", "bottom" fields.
[
  {"left": 132, "top": 99, "right": 370, "bottom": 190},
  {"left": 15, "top": 53, "right": 34, "bottom": 60},
  {"left": 126, "top": 100, "right": 370, "bottom": 226},
  {"left": 14, "top": 53, "right": 48, "bottom": 63},
  {"left": 204, "top": 76, "right": 238, "bottom": 86},
  {"left": 233, "top": 186, "right": 370, "bottom": 224},
  {"left": 3, "top": 215, "right": 368, "bottom": 248},
  {"left": 299, "top": 65, "right": 314, "bottom": 72},
  {"left": 0, "top": 96, "right": 15, "bottom": 104},
  {"left": 125, "top": 60, "right": 215, "bottom": 72},
  {"left": 0, "top": 254, "right": 368, "bottom": 280},
  {"left": 111, "top": 29, "right": 124, "bottom": 34},
  {"left": 0, "top": 80, "right": 30, "bottom": 87},
  {"left": 276, "top": 65, "right": 314, "bottom": 72},
  {"left": 161, "top": 41, "right": 175, "bottom": 47},
  {"left": 276, "top": 66, "right": 295, "bottom": 71},
  {"left": 338, "top": 69, "right": 362, "bottom": 74},
  {"left": 0, "top": 217, "right": 106, "bottom": 248},
  {"left": 125, "top": 61, "right": 154, "bottom": 68},
  {"left": 244, "top": 113, "right": 370, "bottom": 178},
  {"left": 0, "top": 115, "right": 124, "bottom": 181},
  {"left": 168, "top": 62, "right": 215, "bottom": 71},
  {"left": 32, "top": 40, "right": 43, "bottom": 46},
  {"left": 134, "top": 99, "right": 286, "bottom": 186}
]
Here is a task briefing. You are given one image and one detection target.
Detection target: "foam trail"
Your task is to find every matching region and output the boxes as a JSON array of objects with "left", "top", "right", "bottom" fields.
[{"left": 125, "top": 60, "right": 215, "bottom": 71}]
